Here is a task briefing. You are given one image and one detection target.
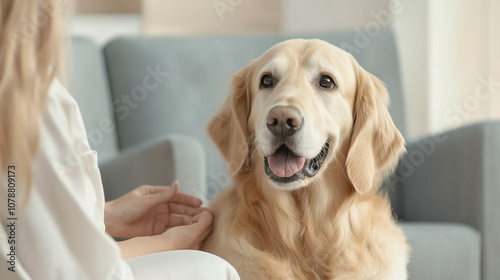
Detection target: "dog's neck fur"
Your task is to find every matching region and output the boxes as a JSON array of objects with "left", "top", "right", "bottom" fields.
[
  {"left": 233, "top": 140, "right": 356, "bottom": 255},
  {"left": 224, "top": 139, "right": 397, "bottom": 279}
]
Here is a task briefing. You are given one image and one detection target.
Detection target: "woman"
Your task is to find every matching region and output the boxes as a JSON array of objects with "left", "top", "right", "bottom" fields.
[{"left": 0, "top": 1, "right": 239, "bottom": 279}]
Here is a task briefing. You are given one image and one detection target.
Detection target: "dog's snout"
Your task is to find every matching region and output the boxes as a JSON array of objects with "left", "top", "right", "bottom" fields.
[{"left": 266, "top": 106, "right": 303, "bottom": 137}]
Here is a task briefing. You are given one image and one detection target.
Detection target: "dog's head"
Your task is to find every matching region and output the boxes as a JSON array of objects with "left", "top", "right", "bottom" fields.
[{"left": 208, "top": 39, "right": 404, "bottom": 194}]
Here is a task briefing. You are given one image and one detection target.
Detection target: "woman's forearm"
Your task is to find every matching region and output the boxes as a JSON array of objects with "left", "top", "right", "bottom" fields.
[{"left": 117, "top": 235, "right": 176, "bottom": 259}]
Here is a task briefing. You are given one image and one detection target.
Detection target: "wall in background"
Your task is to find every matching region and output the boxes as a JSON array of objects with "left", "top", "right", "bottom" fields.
[
  {"left": 427, "top": 0, "right": 487, "bottom": 135},
  {"left": 397, "top": 0, "right": 499, "bottom": 137},
  {"left": 71, "top": 15, "right": 141, "bottom": 46},
  {"left": 140, "top": 0, "right": 388, "bottom": 36},
  {"left": 142, "top": 0, "right": 280, "bottom": 35},
  {"left": 392, "top": 0, "right": 429, "bottom": 139},
  {"left": 489, "top": 0, "right": 500, "bottom": 121},
  {"left": 75, "top": 0, "right": 140, "bottom": 14},
  {"left": 281, "top": 0, "right": 388, "bottom": 33},
  {"left": 72, "top": 0, "right": 141, "bottom": 45}
]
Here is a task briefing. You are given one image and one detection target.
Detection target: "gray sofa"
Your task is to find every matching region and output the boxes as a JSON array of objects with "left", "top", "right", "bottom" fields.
[{"left": 69, "top": 29, "right": 499, "bottom": 280}]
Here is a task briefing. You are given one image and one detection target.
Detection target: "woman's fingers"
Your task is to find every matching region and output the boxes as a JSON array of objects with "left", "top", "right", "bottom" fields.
[
  {"left": 169, "top": 203, "right": 204, "bottom": 216},
  {"left": 141, "top": 181, "right": 178, "bottom": 195},
  {"left": 170, "top": 192, "right": 203, "bottom": 207},
  {"left": 172, "top": 210, "right": 213, "bottom": 228},
  {"left": 190, "top": 211, "right": 213, "bottom": 232},
  {"left": 196, "top": 211, "right": 213, "bottom": 233},
  {"left": 167, "top": 215, "right": 194, "bottom": 227},
  {"left": 141, "top": 182, "right": 203, "bottom": 207},
  {"left": 191, "top": 211, "right": 214, "bottom": 247},
  {"left": 159, "top": 211, "right": 214, "bottom": 250},
  {"left": 143, "top": 183, "right": 178, "bottom": 207}
]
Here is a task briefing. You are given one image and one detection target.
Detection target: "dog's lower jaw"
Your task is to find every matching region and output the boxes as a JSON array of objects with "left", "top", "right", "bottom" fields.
[{"left": 268, "top": 178, "right": 310, "bottom": 191}]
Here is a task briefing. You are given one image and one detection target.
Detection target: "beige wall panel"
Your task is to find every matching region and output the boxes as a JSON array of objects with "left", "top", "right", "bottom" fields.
[
  {"left": 142, "top": 0, "right": 280, "bottom": 35},
  {"left": 75, "top": 0, "right": 141, "bottom": 14}
]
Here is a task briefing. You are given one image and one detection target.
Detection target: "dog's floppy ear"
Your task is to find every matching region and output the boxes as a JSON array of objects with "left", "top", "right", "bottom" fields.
[
  {"left": 346, "top": 63, "right": 405, "bottom": 195},
  {"left": 207, "top": 65, "right": 253, "bottom": 175}
]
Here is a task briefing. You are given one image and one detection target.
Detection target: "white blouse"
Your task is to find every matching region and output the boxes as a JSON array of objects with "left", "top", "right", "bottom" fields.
[{"left": 0, "top": 79, "right": 134, "bottom": 279}]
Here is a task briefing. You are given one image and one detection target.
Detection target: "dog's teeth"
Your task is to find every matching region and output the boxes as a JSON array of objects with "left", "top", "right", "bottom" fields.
[
  {"left": 264, "top": 157, "right": 272, "bottom": 176},
  {"left": 265, "top": 164, "right": 271, "bottom": 176}
]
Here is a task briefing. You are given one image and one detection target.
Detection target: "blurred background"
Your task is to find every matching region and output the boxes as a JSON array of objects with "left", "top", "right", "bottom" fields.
[{"left": 71, "top": 0, "right": 499, "bottom": 141}]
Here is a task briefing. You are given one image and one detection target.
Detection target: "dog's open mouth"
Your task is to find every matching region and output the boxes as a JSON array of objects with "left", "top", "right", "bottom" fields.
[{"left": 264, "top": 141, "right": 330, "bottom": 184}]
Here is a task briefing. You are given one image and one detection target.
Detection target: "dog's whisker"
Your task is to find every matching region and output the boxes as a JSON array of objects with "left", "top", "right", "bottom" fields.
[
  {"left": 333, "top": 156, "right": 350, "bottom": 182},
  {"left": 246, "top": 133, "right": 257, "bottom": 150},
  {"left": 336, "top": 150, "right": 347, "bottom": 161}
]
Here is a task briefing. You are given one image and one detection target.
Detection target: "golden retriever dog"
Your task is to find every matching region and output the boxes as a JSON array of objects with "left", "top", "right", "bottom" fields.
[{"left": 202, "top": 39, "right": 409, "bottom": 280}]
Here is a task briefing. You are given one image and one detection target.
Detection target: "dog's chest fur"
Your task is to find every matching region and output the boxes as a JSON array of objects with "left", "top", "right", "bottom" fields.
[{"left": 204, "top": 167, "right": 407, "bottom": 280}]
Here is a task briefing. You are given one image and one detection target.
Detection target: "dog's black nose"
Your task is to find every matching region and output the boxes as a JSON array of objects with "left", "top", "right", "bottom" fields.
[{"left": 266, "top": 106, "right": 303, "bottom": 137}]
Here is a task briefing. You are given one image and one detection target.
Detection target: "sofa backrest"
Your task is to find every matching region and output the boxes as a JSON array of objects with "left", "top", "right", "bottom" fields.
[
  {"left": 69, "top": 37, "right": 119, "bottom": 163},
  {"left": 102, "top": 29, "right": 406, "bottom": 198}
]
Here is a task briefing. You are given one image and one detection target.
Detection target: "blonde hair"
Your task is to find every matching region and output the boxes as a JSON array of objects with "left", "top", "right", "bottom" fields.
[{"left": 0, "top": 0, "right": 65, "bottom": 201}]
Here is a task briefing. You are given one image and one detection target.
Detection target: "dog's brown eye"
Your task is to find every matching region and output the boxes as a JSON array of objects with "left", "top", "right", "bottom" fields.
[
  {"left": 260, "top": 74, "right": 274, "bottom": 88},
  {"left": 319, "top": 75, "right": 335, "bottom": 89}
]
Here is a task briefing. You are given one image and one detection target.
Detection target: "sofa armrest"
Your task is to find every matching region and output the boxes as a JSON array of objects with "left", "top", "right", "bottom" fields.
[
  {"left": 394, "top": 121, "right": 500, "bottom": 280},
  {"left": 99, "top": 134, "right": 206, "bottom": 203}
]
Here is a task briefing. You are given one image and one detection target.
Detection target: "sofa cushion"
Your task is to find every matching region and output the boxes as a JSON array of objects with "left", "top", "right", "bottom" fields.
[{"left": 402, "top": 222, "right": 481, "bottom": 280}]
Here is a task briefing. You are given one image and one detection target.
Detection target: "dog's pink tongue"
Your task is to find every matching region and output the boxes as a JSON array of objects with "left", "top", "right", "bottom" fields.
[{"left": 268, "top": 150, "right": 306, "bottom": 178}]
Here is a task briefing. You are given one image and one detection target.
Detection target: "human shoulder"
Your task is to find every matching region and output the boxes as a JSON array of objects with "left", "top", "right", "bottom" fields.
[{"left": 44, "top": 78, "right": 79, "bottom": 114}]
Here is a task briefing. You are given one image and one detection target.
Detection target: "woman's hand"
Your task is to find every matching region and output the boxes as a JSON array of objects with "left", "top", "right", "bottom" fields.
[
  {"left": 104, "top": 181, "right": 206, "bottom": 238},
  {"left": 158, "top": 210, "right": 214, "bottom": 251},
  {"left": 117, "top": 210, "right": 213, "bottom": 259}
]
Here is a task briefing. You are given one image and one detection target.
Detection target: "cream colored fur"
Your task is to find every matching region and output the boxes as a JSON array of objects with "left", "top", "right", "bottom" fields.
[{"left": 203, "top": 39, "right": 409, "bottom": 280}]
